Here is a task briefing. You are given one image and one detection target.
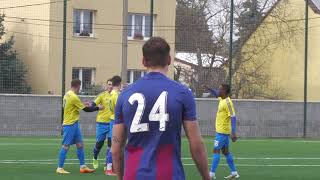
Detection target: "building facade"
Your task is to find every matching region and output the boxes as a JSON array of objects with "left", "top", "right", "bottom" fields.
[
  {"left": 238, "top": 0, "right": 320, "bottom": 100},
  {"left": 1, "top": 0, "right": 176, "bottom": 94}
]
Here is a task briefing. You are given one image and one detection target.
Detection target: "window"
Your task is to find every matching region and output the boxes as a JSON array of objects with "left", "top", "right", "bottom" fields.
[
  {"left": 73, "top": 9, "right": 94, "bottom": 37},
  {"left": 127, "top": 70, "right": 147, "bottom": 83},
  {"left": 72, "top": 69, "right": 79, "bottom": 79},
  {"left": 72, "top": 68, "right": 95, "bottom": 90},
  {"left": 128, "top": 14, "right": 152, "bottom": 40}
]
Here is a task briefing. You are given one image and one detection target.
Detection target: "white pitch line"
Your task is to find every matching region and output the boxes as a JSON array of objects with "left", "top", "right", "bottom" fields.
[
  {"left": 237, "top": 140, "right": 320, "bottom": 143},
  {"left": 3, "top": 140, "right": 320, "bottom": 146},
  {"left": 181, "top": 157, "right": 320, "bottom": 160},
  {"left": 37, "top": 138, "right": 96, "bottom": 142},
  {"left": 2, "top": 157, "right": 320, "bottom": 162},
  {"left": 0, "top": 161, "right": 77, "bottom": 165},
  {"left": 181, "top": 139, "right": 320, "bottom": 143},
  {"left": 0, "top": 143, "right": 96, "bottom": 146},
  {"left": 184, "top": 163, "right": 320, "bottom": 167},
  {"left": 1, "top": 161, "right": 320, "bottom": 167},
  {"left": 2, "top": 138, "right": 320, "bottom": 143}
]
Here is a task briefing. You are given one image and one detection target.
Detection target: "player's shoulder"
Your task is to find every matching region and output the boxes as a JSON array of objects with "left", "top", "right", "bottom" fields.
[
  {"left": 111, "top": 90, "right": 119, "bottom": 95},
  {"left": 226, "top": 97, "right": 233, "bottom": 103},
  {"left": 226, "top": 97, "right": 235, "bottom": 106},
  {"left": 96, "top": 91, "right": 106, "bottom": 98},
  {"left": 67, "top": 90, "right": 78, "bottom": 98},
  {"left": 110, "top": 90, "right": 117, "bottom": 97}
]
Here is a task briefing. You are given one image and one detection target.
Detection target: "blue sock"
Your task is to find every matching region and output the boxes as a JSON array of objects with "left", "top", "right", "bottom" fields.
[
  {"left": 93, "top": 141, "right": 104, "bottom": 160},
  {"left": 106, "top": 147, "right": 110, "bottom": 165},
  {"left": 107, "top": 148, "right": 112, "bottom": 164},
  {"left": 225, "top": 153, "right": 236, "bottom": 172},
  {"left": 58, "top": 147, "right": 68, "bottom": 168},
  {"left": 77, "top": 147, "right": 85, "bottom": 166},
  {"left": 210, "top": 153, "right": 220, "bottom": 173}
]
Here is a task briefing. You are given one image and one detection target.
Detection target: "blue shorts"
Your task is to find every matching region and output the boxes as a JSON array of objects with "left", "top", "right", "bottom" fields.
[
  {"left": 62, "top": 122, "right": 83, "bottom": 145},
  {"left": 96, "top": 122, "right": 110, "bottom": 142},
  {"left": 108, "top": 120, "right": 114, "bottom": 138},
  {"left": 214, "top": 133, "right": 230, "bottom": 150}
]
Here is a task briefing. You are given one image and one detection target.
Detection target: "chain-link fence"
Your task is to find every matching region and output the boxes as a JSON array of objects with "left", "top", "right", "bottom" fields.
[{"left": 0, "top": 0, "right": 319, "bottom": 137}]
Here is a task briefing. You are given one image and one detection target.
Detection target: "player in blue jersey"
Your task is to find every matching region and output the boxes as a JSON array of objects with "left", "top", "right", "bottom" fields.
[
  {"left": 203, "top": 84, "right": 240, "bottom": 179},
  {"left": 111, "top": 37, "right": 210, "bottom": 180}
]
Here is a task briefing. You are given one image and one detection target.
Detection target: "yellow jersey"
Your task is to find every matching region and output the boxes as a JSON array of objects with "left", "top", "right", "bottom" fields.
[
  {"left": 215, "top": 97, "right": 236, "bottom": 135},
  {"left": 63, "top": 90, "right": 85, "bottom": 125},
  {"left": 109, "top": 90, "right": 120, "bottom": 120},
  {"left": 94, "top": 91, "right": 112, "bottom": 123}
]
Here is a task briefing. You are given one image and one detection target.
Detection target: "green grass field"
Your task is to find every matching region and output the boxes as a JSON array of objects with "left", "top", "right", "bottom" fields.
[{"left": 1, "top": 137, "right": 320, "bottom": 180}]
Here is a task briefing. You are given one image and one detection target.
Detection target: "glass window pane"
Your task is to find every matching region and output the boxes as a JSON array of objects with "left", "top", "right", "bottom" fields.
[
  {"left": 144, "top": 15, "right": 151, "bottom": 37},
  {"left": 127, "top": 15, "right": 133, "bottom": 37},
  {"left": 72, "top": 68, "right": 79, "bottom": 79},
  {"left": 133, "top": 70, "right": 141, "bottom": 82},
  {"left": 134, "top": 15, "right": 143, "bottom": 36},
  {"left": 82, "top": 69, "right": 92, "bottom": 89},
  {"left": 73, "top": 10, "right": 81, "bottom": 34},
  {"left": 127, "top": 70, "right": 131, "bottom": 83},
  {"left": 83, "top": 10, "right": 93, "bottom": 35}
]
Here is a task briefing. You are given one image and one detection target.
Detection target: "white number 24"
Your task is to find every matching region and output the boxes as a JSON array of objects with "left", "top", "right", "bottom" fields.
[{"left": 129, "top": 91, "right": 169, "bottom": 133}]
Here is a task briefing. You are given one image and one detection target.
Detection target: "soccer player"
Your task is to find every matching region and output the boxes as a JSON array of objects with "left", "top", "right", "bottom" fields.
[
  {"left": 92, "top": 80, "right": 113, "bottom": 171},
  {"left": 105, "top": 75, "right": 122, "bottom": 176},
  {"left": 56, "top": 79, "right": 103, "bottom": 174},
  {"left": 203, "top": 84, "right": 240, "bottom": 179},
  {"left": 112, "top": 37, "right": 210, "bottom": 180}
]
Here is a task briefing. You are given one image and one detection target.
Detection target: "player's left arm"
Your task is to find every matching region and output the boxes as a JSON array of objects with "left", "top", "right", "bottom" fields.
[
  {"left": 111, "top": 94, "right": 126, "bottom": 180},
  {"left": 226, "top": 99, "right": 237, "bottom": 142}
]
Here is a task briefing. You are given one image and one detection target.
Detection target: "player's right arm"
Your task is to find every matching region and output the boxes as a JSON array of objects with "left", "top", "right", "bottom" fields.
[
  {"left": 202, "top": 85, "right": 219, "bottom": 98},
  {"left": 182, "top": 89, "right": 210, "bottom": 180},
  {"left": 85, "top": 94, "right": 102, "bottom": 110},
  {"left": 112, "top": 124, "right": 126, "bottom": 180},
  {"left": 72, "top": 95, "right": 103, "bottom": 112}
]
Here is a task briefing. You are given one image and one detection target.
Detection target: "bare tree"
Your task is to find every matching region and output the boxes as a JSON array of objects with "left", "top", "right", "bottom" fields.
[
  {"left": 175, "top": 0, "right": 302, "bottom": 99},
  {"left": 232, "top": 0, "right": 304, "bottom": 99},
  {"left": 176, "top": 0, "right": 229, "bottom": 97}
]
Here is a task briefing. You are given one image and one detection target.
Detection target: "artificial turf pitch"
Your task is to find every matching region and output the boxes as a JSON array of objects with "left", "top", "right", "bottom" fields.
[{"left": 0, "top": 137, "right": 320, "bottom": 180}]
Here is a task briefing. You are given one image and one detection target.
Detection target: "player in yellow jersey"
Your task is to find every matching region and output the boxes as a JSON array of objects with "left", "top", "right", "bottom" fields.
[
  {"left": 203, "top": 84, "right": 240, "bottom": 179},
  {"left": 105, "top": 75, "right": 122, "bottom": 176},
  {"left": 56, "top": 79, "right": 104, "bottom": 174},
  {"left": 91, "top": 80, "right": 114, "bottom": 172}
]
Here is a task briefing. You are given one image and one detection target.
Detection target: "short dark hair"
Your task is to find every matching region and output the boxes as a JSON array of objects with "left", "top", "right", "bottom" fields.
[
  {"left": 71, "top": 79, "right": 81, "bottom": 88},
  {"left": 221, "top": 84, "right": 231, "bottom": 95},
  {"left": 111, "top": 76, "right": 122, "bottom": 86},
  {"left": 142, "top": 37, "right": 171, "bottom": 67}
]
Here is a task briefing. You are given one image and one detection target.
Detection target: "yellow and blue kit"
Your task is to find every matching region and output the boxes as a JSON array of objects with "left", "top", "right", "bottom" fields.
[
  {"left": 93, "top": 91, "right": 113, "bottom": 142},
  {"left": 62, "top": 90, "right": 86, "bottom": 145},
  {"left": 214, "top": 96, "right": 236, "bottom": 149}
]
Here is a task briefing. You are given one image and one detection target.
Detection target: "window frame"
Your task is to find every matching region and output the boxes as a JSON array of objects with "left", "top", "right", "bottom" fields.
[
  {"left": 73, "top": 9, "right": 95, "bottom": 38},
  {"left": 127, "top": 13, "right": 154, "bottom": 41},
  {"left": 127, "top": 69, "right": 147, "bottom": 84},
  {"left": 72, "top": 67, "right": 96, "bottom": 90}
]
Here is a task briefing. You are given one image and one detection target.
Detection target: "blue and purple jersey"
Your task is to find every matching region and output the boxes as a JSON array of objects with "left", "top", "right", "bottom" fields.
[{"left": 114, "top": 72, "right": 197, "bottom": 180}]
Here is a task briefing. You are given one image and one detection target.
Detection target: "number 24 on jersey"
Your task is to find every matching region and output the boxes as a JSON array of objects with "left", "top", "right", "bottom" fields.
[{"left": 129, "top": 91, "right": 169, "bottom": 133}]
